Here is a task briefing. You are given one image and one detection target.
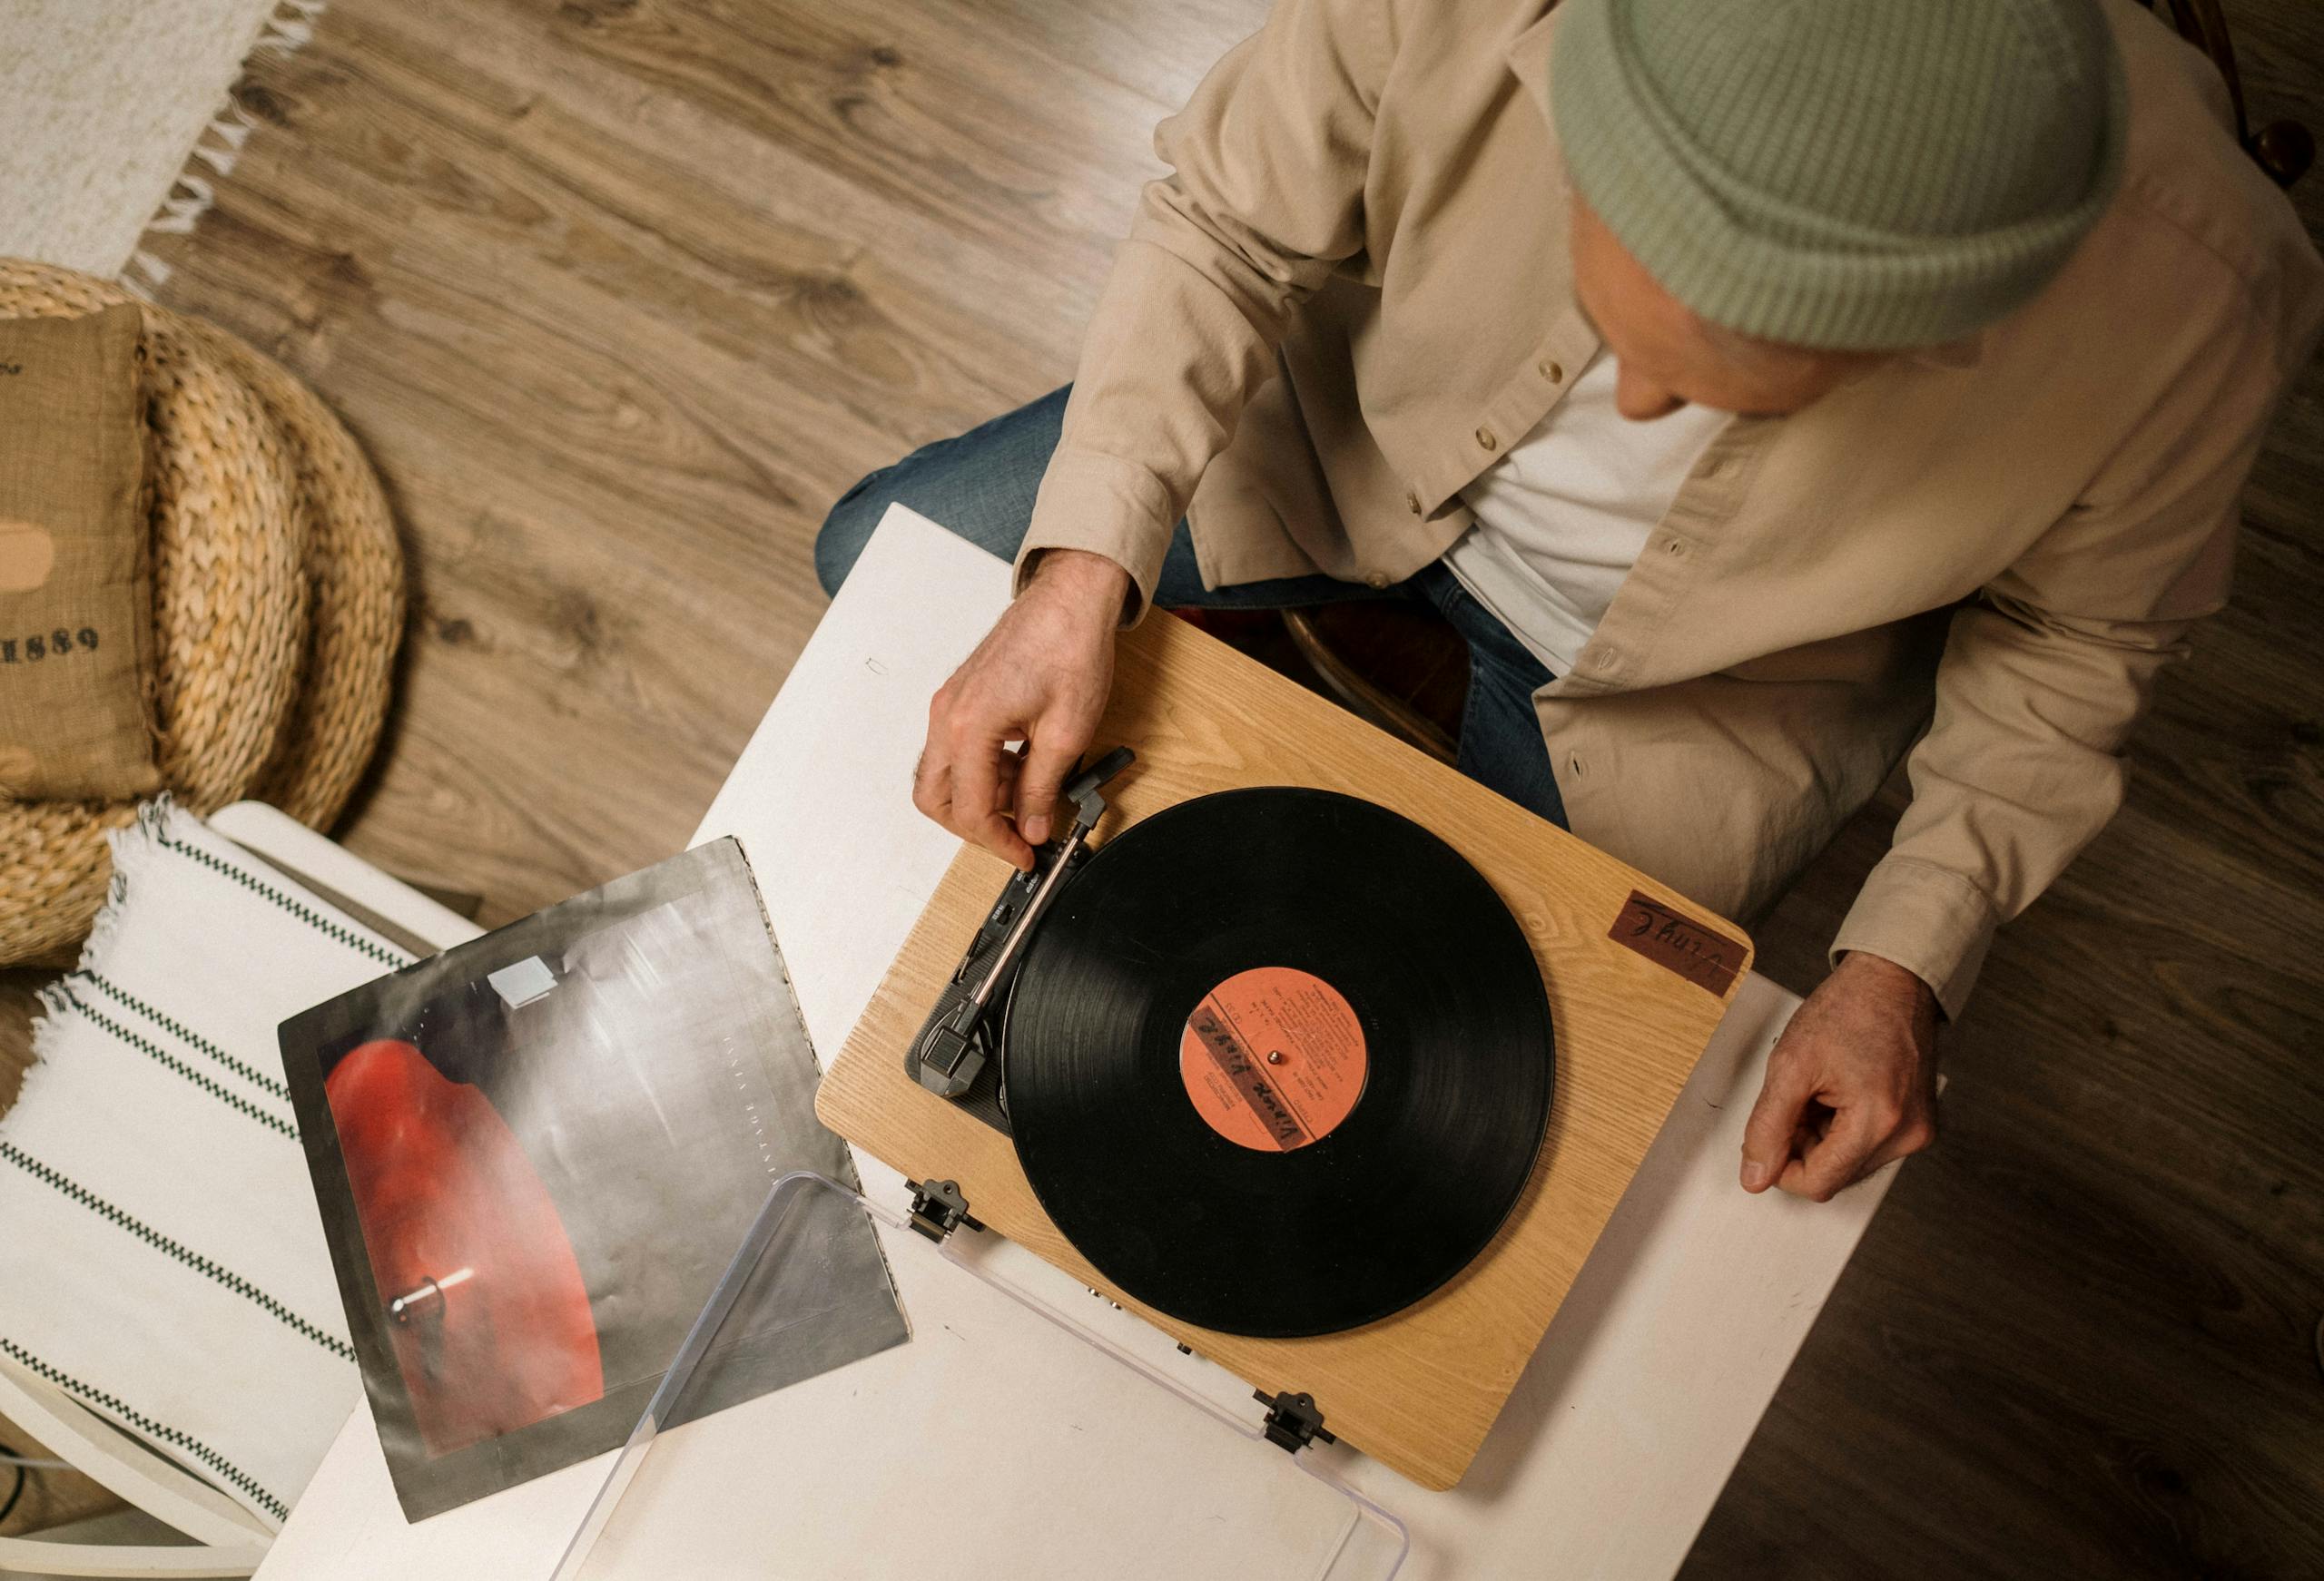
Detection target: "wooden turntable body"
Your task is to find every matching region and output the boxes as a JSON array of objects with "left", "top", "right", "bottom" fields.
[{"left": 817, "top": 609, "right": 1751, "bottom": 1491}]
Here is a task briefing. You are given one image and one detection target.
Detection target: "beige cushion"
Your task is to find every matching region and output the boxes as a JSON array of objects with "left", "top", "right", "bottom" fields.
[{"left": 0, "top": 303, "right": 157, "bottom": 800}]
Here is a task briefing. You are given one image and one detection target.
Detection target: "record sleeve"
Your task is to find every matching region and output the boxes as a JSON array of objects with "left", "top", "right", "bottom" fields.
[{"left": 281, "top": 840, "right": 907, "bottom": 1519}]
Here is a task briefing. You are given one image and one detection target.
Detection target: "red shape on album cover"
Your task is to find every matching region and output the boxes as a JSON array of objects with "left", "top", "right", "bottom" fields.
[{"left": 326, "top": 1038, "right": 605, "bottom": 1458}]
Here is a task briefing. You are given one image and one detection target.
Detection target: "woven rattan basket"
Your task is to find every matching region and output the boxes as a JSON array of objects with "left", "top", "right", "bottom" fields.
[{"left": 0, "top": 260, "right": 403, "bottom": 965}]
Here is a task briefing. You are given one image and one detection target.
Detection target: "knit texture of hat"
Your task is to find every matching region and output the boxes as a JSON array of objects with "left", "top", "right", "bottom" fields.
[{"left": 1550, "top": 0, "right": 2129, "bottom": 350}]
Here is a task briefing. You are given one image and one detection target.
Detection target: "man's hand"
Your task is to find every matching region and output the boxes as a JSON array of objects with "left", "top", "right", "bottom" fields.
[
  {"left": 914, "top": 549, "right": 1129, "bottom": 869},
  {"left": 1740, "top": 951, "right": 1939, "bottom": 1202}
]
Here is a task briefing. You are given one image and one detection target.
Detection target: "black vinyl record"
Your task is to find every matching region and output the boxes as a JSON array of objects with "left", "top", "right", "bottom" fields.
[{"left": 1003, "top": 787, "right": 1555, "bottom": 1338}]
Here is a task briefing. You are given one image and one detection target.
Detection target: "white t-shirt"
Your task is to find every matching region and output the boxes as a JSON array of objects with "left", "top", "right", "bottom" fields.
[{"left": 1444, "top": 349, "right": 1726, "bottom": 673}]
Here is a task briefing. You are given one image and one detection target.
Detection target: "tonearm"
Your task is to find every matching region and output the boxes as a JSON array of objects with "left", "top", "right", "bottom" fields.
[{"left": 907, "top": 746, "right": 1135, "bottom": 1102}]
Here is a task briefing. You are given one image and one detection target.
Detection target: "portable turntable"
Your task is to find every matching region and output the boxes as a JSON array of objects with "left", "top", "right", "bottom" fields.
[{"left": 816, "top": 604, "right": 1752, "bottom": 1492}]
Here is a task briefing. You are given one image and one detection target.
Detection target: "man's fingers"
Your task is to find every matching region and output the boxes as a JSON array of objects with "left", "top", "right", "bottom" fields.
[
  {"left": 1780, "top": 1105, "right": 1888, "bottom": 1203},
  {"left": 1859, "top": 1110, "right": 1938, "bottom": 1175},
  {"left": 1015, "top": 729, "right": 1082, "bottom": 848},
  {"left": 916, "top": 715, "right": 1036, "bottom": 869},
  {"left": 950, "top": 734, "right": 1034, "bottom": 870},
  {"left": 1766, "top": 1102, "right": 1935, "bottom": 1202},
  {"left": 1739, "top": 1049, "right": 1817, "bottom": 1193},
  {"left": 912, "top": 565, "right": 1120, "bottom": 860},
  {"left": 911, "top": 744, "right": 950, "bottom": 823},
  {"left": 1781, "top": 1101, "right": 1937, "bottom": 1201}
]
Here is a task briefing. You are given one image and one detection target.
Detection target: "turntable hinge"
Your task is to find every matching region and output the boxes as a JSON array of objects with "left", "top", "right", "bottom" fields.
[
  {"left": 1254, "top": 1390, "right": 1335, "bottom": 1455},
  {"left": 907, "top": 1178, "right": 980, "bottom": 1242}
]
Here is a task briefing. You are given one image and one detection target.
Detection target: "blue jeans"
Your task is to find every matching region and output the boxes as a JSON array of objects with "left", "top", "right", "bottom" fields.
[{"left": 816, "top": 387, "right": 1569, "bottom": 828}]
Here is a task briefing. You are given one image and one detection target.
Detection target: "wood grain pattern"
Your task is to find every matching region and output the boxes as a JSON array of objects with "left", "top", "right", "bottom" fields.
[
  {"left": 105, "top": 0, "right": 1169, "bottom": 928},
  {"left": 817, "top": 605, "right": 1749, "bottom": 1491},
  {"left": 3, "top": 0, "right": 2300, "bottom": 1566}
]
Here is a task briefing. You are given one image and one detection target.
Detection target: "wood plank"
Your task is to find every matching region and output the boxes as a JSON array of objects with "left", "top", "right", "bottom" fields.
[{"left": 130, "top": 0, "right": 1166, "bottom": 920}]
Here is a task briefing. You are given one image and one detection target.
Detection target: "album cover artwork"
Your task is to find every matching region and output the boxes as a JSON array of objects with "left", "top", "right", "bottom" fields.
[{"left": 281, "top": 839, "right": 906, "bottom": 1521}]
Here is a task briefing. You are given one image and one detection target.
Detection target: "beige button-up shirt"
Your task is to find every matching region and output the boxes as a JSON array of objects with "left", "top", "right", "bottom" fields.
[{"left": 1015, "top": 0, "right": 2324, "bottom": 1016}]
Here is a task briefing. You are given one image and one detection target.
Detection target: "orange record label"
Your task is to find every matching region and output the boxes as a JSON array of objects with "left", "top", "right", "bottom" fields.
[{"left": 1178, "top": 967, "right": 1366, "bottom": 1152}]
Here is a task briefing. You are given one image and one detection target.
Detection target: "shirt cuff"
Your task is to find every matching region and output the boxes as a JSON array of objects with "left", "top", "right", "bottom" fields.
[
  {"left": 1014, "top": 448, "right": 1178, "bottom": 625},
  {"left": 1829, "top": 856, "right": 2002, "bottom": 1022}
]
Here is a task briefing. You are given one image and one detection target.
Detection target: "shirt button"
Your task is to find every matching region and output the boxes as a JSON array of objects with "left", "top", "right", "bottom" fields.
[
  {"left": 1539, "top": 359, "right": 1564, "bottom": 383},
  {"left": 1664, "top": 537, "right": 1687, "bottom": 556},
  {"left": 1405, "top": 491, "right": 1423, "bottom": 516},
  {"left": 1365, "top": 571, "right": 1391, "bottom": 590},
  {"left": 1568, "top": 754, "right": 1587, "bottom": 778},
  {"left": 1475, "top": 426, "right": 1499, "bottom": 450}
]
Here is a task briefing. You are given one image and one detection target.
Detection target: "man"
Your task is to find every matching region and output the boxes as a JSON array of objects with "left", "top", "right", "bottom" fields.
[{"left": 817, "top": 0, "right": 2322, "bottom": 1201}]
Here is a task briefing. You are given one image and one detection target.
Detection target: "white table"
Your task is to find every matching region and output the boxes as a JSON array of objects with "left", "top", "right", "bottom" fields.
[{"left": 252, "top": 507, "right": 1899, "bottom": 1581}]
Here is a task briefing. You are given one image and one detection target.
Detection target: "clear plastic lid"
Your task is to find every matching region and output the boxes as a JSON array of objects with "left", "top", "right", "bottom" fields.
[{"left": 554, "top": 1170, "right": 1408, "bottom": 1581}]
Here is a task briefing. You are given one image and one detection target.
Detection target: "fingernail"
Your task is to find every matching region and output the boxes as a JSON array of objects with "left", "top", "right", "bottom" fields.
[
  {"left": 1023, "top": 818, "right": 1049, "bottom": 845},
  {"left": 1740, "top": 1160, "right": 1770, "bottom": 1191}
]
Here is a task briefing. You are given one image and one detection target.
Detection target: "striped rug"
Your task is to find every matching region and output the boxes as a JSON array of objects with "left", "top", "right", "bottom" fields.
[{"left": 0, "top": 800, "right": 400, "bottom": 1522}]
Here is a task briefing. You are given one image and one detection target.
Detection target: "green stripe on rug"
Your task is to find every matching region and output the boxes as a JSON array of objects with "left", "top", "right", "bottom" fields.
[
  {"left": 73, "top": 972, "right": 295, "bottom": 1103},
  {"left": 0, "top": 1142, "right": 354, "bottom": 1362},
  {"left": 0, "top": 1334, "right": 287, "bottom": 1519},
  {"left": 64, "top": 997, "right": 297, "bottom": 1141},
  {"left": 156, "top": 830, "right": 406, "bottom": 969}
]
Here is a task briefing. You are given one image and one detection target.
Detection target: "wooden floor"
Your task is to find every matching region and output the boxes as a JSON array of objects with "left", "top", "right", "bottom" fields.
[{"left": 5, "top": 0, "right": 2320, "bottom": 1568}]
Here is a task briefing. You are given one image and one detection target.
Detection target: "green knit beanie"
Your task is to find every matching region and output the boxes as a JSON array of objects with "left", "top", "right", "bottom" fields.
[{"left": 1550, "top": 0, "right": 2129, "bottom": 350}]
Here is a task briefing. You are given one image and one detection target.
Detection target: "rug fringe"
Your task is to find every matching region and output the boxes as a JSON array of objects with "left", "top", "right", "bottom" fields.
[
  {"left": 74, "top": 797, "right": 177, "bottom": 990},
  {"left": 120, "top": 1, "right": 330, "bottom": 298},
  {"left": 15, "top": 798, "right": 179, "bottom": 1137},
  {"left": 254, "top": 0, "right": 330, "bottom": 54}
]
